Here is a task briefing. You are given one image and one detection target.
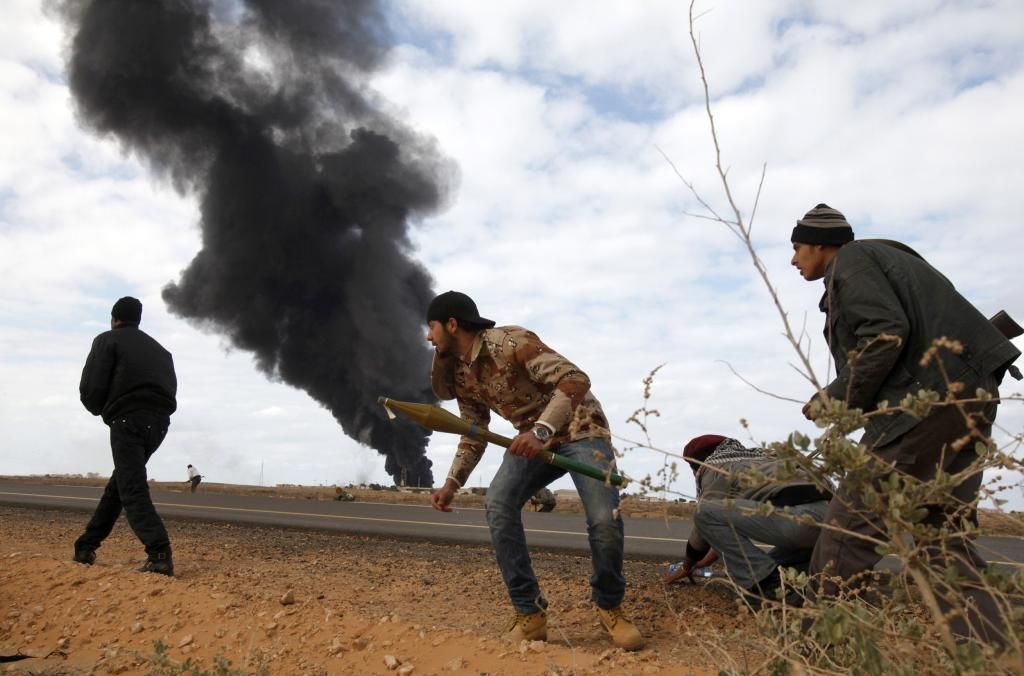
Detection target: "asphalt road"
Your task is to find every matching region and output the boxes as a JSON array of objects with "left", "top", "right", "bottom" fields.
[{"left": 1, "top": 481, "right": 1022, "bottom": 568}]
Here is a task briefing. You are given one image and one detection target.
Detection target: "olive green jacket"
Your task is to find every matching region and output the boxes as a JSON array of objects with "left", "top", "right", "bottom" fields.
[{"left": 819, "top": 240, "right": 1020, "bottom": 446}]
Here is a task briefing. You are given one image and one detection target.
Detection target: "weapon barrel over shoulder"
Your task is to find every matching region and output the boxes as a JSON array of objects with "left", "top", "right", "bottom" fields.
[
  {"left": 990, "top": 310, "right": 1023, "bottom": 340},
  {"left": 378, "top": 397, "right": 627, "bottom": 487}
]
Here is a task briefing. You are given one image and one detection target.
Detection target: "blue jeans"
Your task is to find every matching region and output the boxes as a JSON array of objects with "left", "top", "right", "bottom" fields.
[
  {"left": 485, "top": 437, "right": 625, "bottom": 614},
  {"left": 694, "top": 498, "right": 827, "bottom": 590}
]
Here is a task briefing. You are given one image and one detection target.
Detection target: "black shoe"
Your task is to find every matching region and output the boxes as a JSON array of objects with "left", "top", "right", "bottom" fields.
[
  {"left": 780, "top": 588, "right": 805, "bottom": 608},
  {"left": 138, "top": 551, "right": 174, "bottom": 576},
  {"left": 73, "top": 548, "right": 96, "bottom": 565},
  {"left": 744, "top": 569, "right": 782, "bottom": 610}
]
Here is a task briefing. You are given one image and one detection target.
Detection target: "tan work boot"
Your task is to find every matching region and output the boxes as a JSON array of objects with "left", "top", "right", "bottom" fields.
[
  {"left": 501, "top": 609, "right": 547, "bottom": 642},
  {"left": 596, "top": 606, "right": 643, "bottom": 650}
]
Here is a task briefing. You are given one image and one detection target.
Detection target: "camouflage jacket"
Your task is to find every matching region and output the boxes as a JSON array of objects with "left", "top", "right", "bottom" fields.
[{"left": 431, "top": 325, "right": 610, "bottom": 487}]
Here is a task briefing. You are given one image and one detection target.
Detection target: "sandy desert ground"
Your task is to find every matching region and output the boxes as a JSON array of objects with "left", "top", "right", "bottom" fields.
[
  {"left": 0, "top": 497, "right": 752, "bottom": 675},
  {"left": 4, "top": 477, "right": 1021, "bottom": 674}
]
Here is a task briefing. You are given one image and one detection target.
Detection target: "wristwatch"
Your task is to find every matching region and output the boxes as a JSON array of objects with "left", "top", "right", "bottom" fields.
[{"left": 531, "top": 425, "right": 552, "bottom": 443}]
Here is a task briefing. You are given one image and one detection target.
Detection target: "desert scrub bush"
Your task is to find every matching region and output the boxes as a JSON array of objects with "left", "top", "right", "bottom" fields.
[
  {"left": 625, "top": 2, "right": 1024, "bottom": 672},
  {"left": 145, "top": 640, "right": 271, "bottom": 676}
]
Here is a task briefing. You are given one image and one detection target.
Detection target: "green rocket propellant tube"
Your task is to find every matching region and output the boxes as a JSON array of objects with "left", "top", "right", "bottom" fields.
[{"left": 378, "top": 396, "right": 627, "bottom": 487}]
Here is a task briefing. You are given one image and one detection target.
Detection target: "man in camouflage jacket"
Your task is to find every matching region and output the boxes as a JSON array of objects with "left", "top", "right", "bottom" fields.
[{"left": 426, "top": 291, "right": 642, "bottom": 650}]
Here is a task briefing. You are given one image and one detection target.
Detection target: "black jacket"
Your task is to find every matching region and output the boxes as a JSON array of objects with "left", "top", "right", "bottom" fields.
[
  {"left": 820, "top": 241, "right": 1020, "bottom": 445},
  {"left": 79, "top": 325, "right": 177, "bottom": 424}
]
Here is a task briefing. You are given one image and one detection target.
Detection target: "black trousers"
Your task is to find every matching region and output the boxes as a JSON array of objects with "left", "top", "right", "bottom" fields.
[
  {"left": 809, "top": 375, "right": 1006, "bottom": 644},
  {"left": 76, "top": 414, "right": 171, "bottom": 557}
]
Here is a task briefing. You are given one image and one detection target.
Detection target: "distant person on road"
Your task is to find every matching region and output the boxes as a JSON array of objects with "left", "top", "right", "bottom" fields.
[
  {"left": 665, "top": 435, "right": 830, "bottom": 608},
  {"left": 187, "top": 464, "right": 202, "bottom": 493},
  {"left": 427, "top": 291, "right": 642, "bottom": 651},
  {"left": 74, "top": 297, "right": 177, "bottom": 576}
]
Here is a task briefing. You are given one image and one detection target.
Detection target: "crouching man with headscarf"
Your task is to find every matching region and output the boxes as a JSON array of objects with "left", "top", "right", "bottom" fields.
[{"left": 670, "top": 435, "right": 831, "bottom": 607}]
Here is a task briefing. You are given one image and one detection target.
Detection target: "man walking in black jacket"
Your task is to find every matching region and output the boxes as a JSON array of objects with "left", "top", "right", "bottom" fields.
[
  {"left": 75, "top": 297, "right": 178, "bottom": 576},
  {"left": 791, "top": 204, "right": 1020, "bottom": 644}
]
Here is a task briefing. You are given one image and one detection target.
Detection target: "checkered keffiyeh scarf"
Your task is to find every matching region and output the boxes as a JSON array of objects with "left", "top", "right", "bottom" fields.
[{"left": 694, "top": 438, "right": 770, "bottom": 485}]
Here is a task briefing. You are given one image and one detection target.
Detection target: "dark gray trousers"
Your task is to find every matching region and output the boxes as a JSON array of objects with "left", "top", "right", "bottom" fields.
[
  {"left": 809, "top": 375, "right": 1006, "bottom": 644},
  {"left": 695, "top": 498, "right": 827, "bottom": 589}
]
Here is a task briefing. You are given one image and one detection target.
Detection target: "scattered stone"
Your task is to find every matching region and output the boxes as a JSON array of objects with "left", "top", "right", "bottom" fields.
[
  {"left": 352, "top": 637, "right": 371, "bottom": 650},
  {"left": 528, "top": 640, "right": 546, "bottom": 653},
  {"left": 327, "top": 638, "right": 346, "bottom": 656},
  {"left": 431, "top": 638, "right": 444, "bottom": 647},
  {"left": 444, "top": 657, "right": 465, "bottom": 671},
  {"left": 280, "top": 590, "right": 295, "bottom": 606},
  {"left": 383, "top": 654, "right": 400, "bottom": 670},
  {"left": 130, "top": 623, "right": 143, "bottom": 634},
  {"left": 32, "top": 606, "right": 44, "bottom": 615},
  {"left": 398, "top": 664, "right": 415, "bottom": 675},
  {"left": 57, "top": 637, "right": 70, "bottom": 650},
  {"left": 178, "top": 635, "right": 193, "bottom": 648}
]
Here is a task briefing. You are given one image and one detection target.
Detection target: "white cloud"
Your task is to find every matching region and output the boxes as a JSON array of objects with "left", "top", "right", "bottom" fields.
[{"left": 1, "top": 0, "right": 1022, "bottom": 511}]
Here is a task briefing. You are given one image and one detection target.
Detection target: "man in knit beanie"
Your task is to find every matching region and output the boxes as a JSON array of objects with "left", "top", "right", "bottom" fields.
[
  {"left": 788, "top": 203, "right": 854, "bottom": 281},
  {"left": 791, "top": 203, "right": 1020, "bottom": 644}
]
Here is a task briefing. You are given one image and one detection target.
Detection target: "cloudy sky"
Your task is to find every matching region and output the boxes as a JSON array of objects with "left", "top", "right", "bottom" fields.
[{"left": 2, "top": 1, "right": 1022, "bottom": 508}]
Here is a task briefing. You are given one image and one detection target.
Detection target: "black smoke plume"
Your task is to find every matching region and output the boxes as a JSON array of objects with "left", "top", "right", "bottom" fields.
[{"left": 55, "top": 0, "right": 456, "bottom": 486}]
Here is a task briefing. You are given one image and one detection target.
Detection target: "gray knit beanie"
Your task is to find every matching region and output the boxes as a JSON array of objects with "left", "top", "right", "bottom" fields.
[{"left": 791, "top": 203, "right": 855, "bottom": 245}]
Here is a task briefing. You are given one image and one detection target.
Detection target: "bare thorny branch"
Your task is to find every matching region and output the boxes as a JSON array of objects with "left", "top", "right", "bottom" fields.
[
  {"left": 680, "top": 0, "right": 823, "bottom": 396},
  {"left": 618, "top": 1, "right": 1024, "bottom": 670}
]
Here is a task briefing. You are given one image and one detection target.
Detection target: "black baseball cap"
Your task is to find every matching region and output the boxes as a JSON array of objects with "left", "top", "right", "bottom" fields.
[{"left": 426, "top": 291, "right": 495, "bottom": 329}]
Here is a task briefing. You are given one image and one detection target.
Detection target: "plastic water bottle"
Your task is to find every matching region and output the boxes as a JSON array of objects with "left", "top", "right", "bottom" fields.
[{"left": 668, "top": 562, "right": 713, "bottom": 578}]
